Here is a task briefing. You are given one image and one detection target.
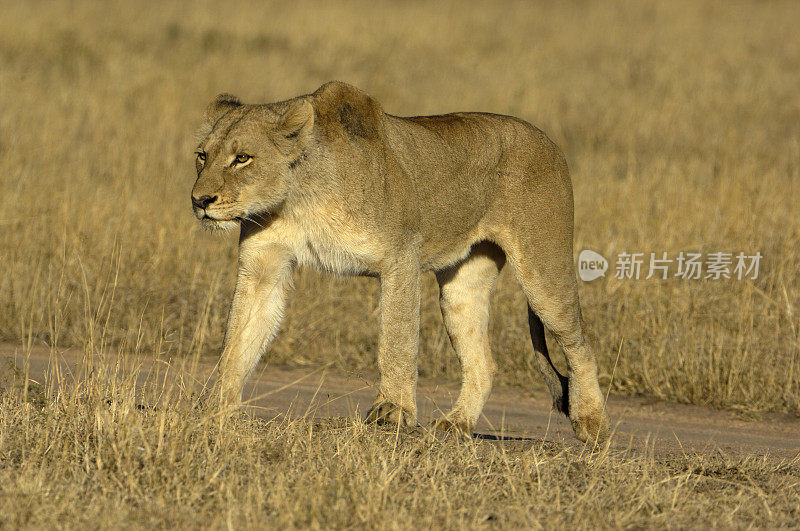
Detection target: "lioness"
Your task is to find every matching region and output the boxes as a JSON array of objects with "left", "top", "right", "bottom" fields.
[{"left": 191, "top": 81, "right": 610, "bottom": 443}]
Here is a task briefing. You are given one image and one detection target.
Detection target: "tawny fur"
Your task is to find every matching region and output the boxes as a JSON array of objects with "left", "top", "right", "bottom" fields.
[{"left": 191, "top": 81, "right": 610, "bottom": 443}]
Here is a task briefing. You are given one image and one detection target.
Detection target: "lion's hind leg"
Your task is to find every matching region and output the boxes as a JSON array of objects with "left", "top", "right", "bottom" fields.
[
  {"left": 505, "top": 239, "right": 610, "bottom": 444},
  {"left": 433, "top": 242, "right": 505, "bottom": 435}
]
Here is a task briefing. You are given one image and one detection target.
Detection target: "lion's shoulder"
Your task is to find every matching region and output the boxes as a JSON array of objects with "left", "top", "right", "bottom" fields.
[{"left": 310, "top": 81, "right": 384, "bottom": 143}]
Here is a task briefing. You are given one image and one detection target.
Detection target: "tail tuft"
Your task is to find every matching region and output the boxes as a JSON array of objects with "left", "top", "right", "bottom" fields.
[{"left": 528, "top": 306, "right": 570, "bottom": 417}]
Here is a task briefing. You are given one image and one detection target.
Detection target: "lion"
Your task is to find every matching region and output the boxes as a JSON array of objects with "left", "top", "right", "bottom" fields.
[{"left": 191, "top": 81, "right": 610, "bottom": 443}]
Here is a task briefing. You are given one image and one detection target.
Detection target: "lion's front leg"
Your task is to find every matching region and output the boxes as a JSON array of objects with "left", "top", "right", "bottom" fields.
[
  {"left": 365, "top": 255, "right": 421, "bottom": 427},
  {"left": 218, "top": 244, "right": 295, "bottom": 406}
]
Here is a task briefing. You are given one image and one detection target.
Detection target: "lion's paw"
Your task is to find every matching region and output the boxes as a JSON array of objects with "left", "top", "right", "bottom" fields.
[
  {"left": 430, "top": 417, "right": 473, "bottom": 440},
  {"left": 364, "top": 399, "right": 416, "bottom": 428},
  {"left": 570, "top": 409, "right": 611, "bottom": 445}
]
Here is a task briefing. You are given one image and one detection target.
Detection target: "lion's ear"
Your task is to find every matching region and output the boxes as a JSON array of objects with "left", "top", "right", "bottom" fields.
[
  {"left": 276, "top": 99, "right": 315, "bottom": 140},
  {"left": 205, "top": 93, "right": 241, "bottom": 124}
]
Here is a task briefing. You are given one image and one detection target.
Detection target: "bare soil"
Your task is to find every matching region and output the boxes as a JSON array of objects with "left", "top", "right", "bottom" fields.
[{"left": 6, "top": 343, "right": 798, "bottom": 458}]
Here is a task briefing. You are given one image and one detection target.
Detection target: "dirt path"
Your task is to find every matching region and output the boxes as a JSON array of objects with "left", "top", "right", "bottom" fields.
[{"left": 4, "top": 344, "right": 799, "bottom": 458}]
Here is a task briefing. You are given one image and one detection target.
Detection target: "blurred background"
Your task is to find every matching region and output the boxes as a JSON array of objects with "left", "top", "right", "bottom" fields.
[{"left": 1, "top": 0, "right": 798, "bottom": 414}]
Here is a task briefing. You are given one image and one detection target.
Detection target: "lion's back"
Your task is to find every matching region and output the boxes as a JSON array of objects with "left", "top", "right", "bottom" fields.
[
  {"left": 306, "top": 81, "right": 569, "bottom": 222},
  {"left": 308, "top": 81, "right": 564, "bottom": 177}
]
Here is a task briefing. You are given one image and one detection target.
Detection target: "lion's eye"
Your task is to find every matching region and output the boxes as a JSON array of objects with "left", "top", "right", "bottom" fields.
[
  {"left": 235, "top": 154, "right": 251, "bottom": 164},
  {"left": 196, "top": 152, "right": 206, "bottom": 162}
]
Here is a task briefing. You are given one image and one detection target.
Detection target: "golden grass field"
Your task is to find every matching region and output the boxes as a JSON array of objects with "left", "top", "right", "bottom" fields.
[
  {"left": 1, "top": 356, "right": 798, "bottom": 528},
  {"left": 1, "top": 0, "right": 799, "bottom": 527}
]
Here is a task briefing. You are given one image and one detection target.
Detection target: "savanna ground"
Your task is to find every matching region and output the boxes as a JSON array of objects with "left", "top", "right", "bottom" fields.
[{"left": 1, "top": 0, "right": 799, "bottom": 527}]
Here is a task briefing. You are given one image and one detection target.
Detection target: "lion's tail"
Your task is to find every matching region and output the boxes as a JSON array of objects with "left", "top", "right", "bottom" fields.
[{"left": 527, "top": 307, "right": 569, "bottom": 416}]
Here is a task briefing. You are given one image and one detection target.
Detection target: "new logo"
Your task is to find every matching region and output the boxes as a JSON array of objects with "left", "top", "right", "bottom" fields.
[{"left": 578, "top": 249, "right": 608, "bottom": 282}]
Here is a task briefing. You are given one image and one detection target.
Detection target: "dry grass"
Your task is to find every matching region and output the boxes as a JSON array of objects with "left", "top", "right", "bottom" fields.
[
  {"left": 0, "top": 1, "right": 799, "bottom": 524},
  {"left": 1, "top": 0, "right": 799, "bottom": 414},
  {"left": 2, "top": 354, "right": 799, "bottom": 528}
]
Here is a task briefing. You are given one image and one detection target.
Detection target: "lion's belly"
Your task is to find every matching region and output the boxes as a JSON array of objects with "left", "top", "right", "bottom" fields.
[
  {"left": 415, "top": 185, "right": 498, "bottom": 272},
  {"left": 419, "top": 224, "right": 491, "bottom": 272}
]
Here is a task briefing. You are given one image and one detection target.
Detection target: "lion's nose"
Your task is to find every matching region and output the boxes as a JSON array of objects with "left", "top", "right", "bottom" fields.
[{"left": 192, "top": 194, "right": 218, "bottom": 209}]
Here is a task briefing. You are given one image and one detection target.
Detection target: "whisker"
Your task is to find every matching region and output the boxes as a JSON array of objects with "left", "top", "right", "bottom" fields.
[{"left": 241, "top": 215, "right": 266, "bottom": 229}]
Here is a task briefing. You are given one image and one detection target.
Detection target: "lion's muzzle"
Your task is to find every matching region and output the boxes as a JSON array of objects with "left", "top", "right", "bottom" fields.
[{"left": 191, "top": 194, "right": 218, "bottom": 220}]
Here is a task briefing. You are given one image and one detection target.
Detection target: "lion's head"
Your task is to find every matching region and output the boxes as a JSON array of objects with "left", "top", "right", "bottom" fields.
[{"left": 191, "top": 93, "right": 315, "bottom": 231}]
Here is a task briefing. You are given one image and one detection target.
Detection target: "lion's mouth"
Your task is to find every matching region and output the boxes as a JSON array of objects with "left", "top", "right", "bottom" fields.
[
  {"left": 202, "top": 213, "right": 234, "bottom": 222},
  {"left": 191, "top": 205, "right": 241, "bottom": 231},
  {"left": 199, "top": 215, "right": 239, "bottom": 232},
  {"left": 193, "top": 206, "right": 238, "bottom": 223},
  {"left": 192, "top": 203, "right": 276, "bottom": 230}
]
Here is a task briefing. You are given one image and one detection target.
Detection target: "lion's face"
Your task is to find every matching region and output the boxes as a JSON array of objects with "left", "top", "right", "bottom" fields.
[{"left": 191, "top": 95, "right": 314, "bottom": 231}]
